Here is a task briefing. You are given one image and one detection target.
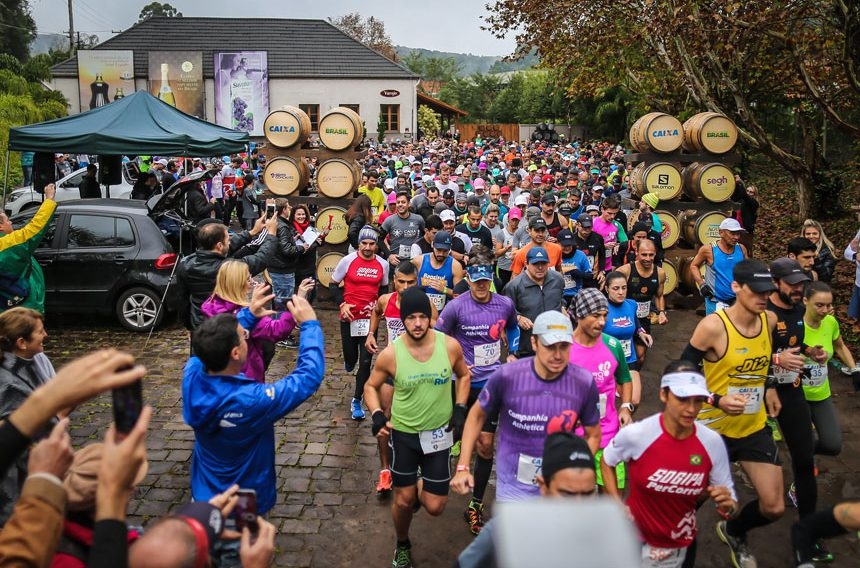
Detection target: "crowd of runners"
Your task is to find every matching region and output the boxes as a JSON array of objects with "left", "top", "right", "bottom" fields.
[{"left": 3, "top": 134, "right": 860, "bottom": 568}]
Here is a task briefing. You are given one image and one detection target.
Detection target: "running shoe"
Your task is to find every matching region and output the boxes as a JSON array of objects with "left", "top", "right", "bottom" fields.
[
  {"left": 377, "top": 469, "right": 392, "bottom": 495},
  {"left": 392, "top": 544, "right": 413, "bottom": 568},
  {"left": 787, "top": 482, "right": 798, "bottom": 509},
  {"left": 767, "top": 417, "right": 783, "bottom": 442},
  {"left": 450, "top": 440, "right": 461, "bottom": 457},
  {"left": 464, "top": 499, "right": 485, "bottom": 535},
  {"left": 716, "top": 520, "right": 758, "bottom": 568},
  {"left": 811, "top": 541, "right": 834, "bottom": 563},
  {"left": 277, "top": 336, "right": 299, "bottom": 349},
  {"left": 351, "top": 398, "right": 365, "bottom": 421}
]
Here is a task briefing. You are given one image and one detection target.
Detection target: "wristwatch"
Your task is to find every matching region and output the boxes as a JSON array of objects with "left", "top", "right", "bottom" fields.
[{"left": 620, "top": 402, "right": 636, "bottom": 413}]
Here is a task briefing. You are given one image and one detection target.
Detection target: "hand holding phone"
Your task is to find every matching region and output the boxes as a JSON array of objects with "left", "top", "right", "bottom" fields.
[
  {"left": 235, "top": 488, "right": 259, "bottom": 536},
  {"left": 266, "top": 203, "right": 276, "bottom": 219},
  {"left": 112, "top": 375, "right": 142, "bottom": 439}
]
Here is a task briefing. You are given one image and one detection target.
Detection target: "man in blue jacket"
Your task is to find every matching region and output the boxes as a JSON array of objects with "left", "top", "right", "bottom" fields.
[{"left": 182, "top": 287, "right": 325, "bottom": 517}]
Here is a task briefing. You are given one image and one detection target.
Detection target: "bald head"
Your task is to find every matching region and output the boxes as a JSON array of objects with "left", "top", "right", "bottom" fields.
[{"left": 129, "top": 518, "right": 197, "bottom": 568}]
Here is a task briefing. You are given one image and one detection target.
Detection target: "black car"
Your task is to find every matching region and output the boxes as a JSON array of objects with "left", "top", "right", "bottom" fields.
[{"left": 12, "top": 199, "right": 180, "bottom": 332}]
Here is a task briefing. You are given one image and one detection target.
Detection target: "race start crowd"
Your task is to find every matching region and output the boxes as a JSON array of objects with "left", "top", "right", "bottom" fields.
[{"left": 2, "top": 136, "right": 860, "bottom": 568}]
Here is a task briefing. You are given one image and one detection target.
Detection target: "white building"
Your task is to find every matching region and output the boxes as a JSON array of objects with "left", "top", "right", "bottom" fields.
[{"left": 49, "top": 17, "right": 419, "bottom": 142}]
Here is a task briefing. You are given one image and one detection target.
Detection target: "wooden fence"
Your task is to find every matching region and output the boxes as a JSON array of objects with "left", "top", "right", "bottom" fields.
[{"left": 455, "top": 122, "right": 520, "bottom": 143}]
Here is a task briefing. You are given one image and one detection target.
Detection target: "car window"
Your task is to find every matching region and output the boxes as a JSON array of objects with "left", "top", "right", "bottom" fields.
[
  {"left": 66, "top": 214, "right": 135, "bottom": 248},
  {"left": 11, "top": 215, "right": 57, "bottom": 248},
  {"left": 61, "top": 171, "right": 85, "bottom": 188}
]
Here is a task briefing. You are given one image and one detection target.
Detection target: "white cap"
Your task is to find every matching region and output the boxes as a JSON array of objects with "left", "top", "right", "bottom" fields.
[
  {"left": 422, "top": 175, "right": 433, "bottom": 184},
  {"left": 532, "top": 311, "right": 574, "bottom": 346},
  {"left": 384, "top": 178, "right": 396, "bottom": 190},
  {"left": 156, "top": 158, "right": 169, "bottom": 166},
  {"left": 719, "top": 218, "right": 745, "bottom": 232},
  {"left": 439, "top": 210, "right": 456, "bottom": 222},
  {"left": 514, "top": 195, "right": 529, "bottom": 206},
  {"left": 660, "top": 372, "right": 711, "bottom": 398}
]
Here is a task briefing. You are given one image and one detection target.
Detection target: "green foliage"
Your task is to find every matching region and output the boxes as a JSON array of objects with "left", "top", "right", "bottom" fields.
[
  {"left": 417, "top": 105, "right": 440, "bottom": 137},
  {"left": 377, "top": 114, "right": 387, "bottom": 143},
  {"left": 0, "top": 54, "right": 22, "bottom": 75},
  {"left": 393, "top": 47, "right": 536, "bottom": 76},
  {"left": 331, "top": 13, "right": 397, "bottom": 61},
  {"left": 0, "top": 0, "right": 36, "bottom": 62},
  {"left": 402, "top": 51, "right": 461, "bottom": 82},
  {"left": 138, "top": 2, "right": 183, "bottom": 21}
]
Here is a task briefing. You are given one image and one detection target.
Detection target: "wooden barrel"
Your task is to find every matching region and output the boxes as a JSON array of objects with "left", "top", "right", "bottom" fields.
[
  {"left": 679, "top": 256, "right": 703, "bottom": 294},
  {"left": 681, "top": 210, "right": 727, "bottom": 246},
  {"left": 315, "top": 206, "right": 349, "bottom": 244},
  {"left": 263, "top": 105, "right": 311, "bottom": 149},
  {"left": 630, "top": 163, "right": 682, "bottom": 201},
  {"left": 683, "top": 162, "right": 735, "bottom": 202},
  {"left": 663, "top": 258, "right": 678, "bottom": 295},
  {"left": 318, "top": 107, "right": 363, "bottom": 151},
  {"left": 655, "top": 210, "right": 681, "bottom": 248},
  {"left": 315, "top": 252, "right": 344, "bottom": 288},
  {"left": 682, "top": 112, "right": 738, "bottom": 154},
  {"left": 629, "top": 112, "right": 684, "bottom": 153},
  {"left": 316, "top": 158, "right": 362, "bottom": 198},
  {"left": 263, "top": 157, "right": 310, "bottom": 196}
]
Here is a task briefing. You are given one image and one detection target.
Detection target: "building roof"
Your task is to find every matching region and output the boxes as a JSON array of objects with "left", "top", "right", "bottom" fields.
[
  {"left": 417, "top": 92, "right": 467, "bottom": 117},
  {"left": 51, "top": 17, "right": 419, "bottom": 80}
]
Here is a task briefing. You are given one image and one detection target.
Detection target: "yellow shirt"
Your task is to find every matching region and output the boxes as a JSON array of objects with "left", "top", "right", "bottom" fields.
[
  {"left": 698, "top": 310, "right": 771, "bottom": 439},
  {"left": 358, "top": 185, "right": 386, "bottom": 221}
]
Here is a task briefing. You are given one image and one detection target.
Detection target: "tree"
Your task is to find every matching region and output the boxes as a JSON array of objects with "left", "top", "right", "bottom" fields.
[
  {"left": 417, "top": 105, "right": 440, "bottom": 138},
  {"left": 486, "top": 0, "right": 860, "bottom": 219},
  {"left": 0, "top": 0, "right": 36, "bottom": 62},
  {"left": 438, "top": 73, "right": 503, "bottom": 122},
  {"left": 402, "top": 51, "right": 461, "bottom": 82},
  {"left": 138, "top": 2, "right": 183, "bottom": 22},
  {"left": 330, "top": 12, "right": 397, "bottom": 61}
]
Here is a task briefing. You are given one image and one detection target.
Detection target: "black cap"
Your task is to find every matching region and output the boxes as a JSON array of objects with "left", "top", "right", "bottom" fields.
[
  {"left": 529, "top": 217, "right": 548, "bottom": 230},
  {"left": 734, "top": 259, "right": 777, "bottom": 293},
  {"left": 558, "top": 204, "right": 573, "bottom": 216},
  {"left": 770, "top": 257, "right": 811, "bottom": 285},
  {"left": 577, "top": 214, "right": 593, "bottom": 228},
  {"left": 557, "top": 229, "right": 575, "bottom": 246},
  {"left": 541, "top": 193, "right": 557, "bottom": 204},
  {"left": 494, "top": 175, "right": 506, "bottom": 185},
  {"left": 442, "top": 188, "right": 455, "bottom": 199},
  {"left": 540, "top": 432, "right": 595, "bottom": 482}
]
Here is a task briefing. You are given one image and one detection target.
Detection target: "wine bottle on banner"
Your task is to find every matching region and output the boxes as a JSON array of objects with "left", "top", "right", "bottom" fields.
[
  {"left": 90, "top": 73, "right": 109, "bottom": 109},
  {"left": 158, "top": 63, "right": 176, "bottom": 106}
]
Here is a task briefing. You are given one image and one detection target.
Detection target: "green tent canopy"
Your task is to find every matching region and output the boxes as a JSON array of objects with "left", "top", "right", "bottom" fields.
[{"left": 8, "top": 90, "right": 249, "bottom": 155}]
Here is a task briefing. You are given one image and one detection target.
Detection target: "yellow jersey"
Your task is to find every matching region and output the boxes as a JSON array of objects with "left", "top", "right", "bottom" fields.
[{"left": 697, "top": 310, "right": 771, "bottom": 438}]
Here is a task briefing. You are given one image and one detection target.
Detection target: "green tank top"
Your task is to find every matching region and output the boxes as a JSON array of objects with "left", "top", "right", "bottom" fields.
[{"left": 391, "top": 330, "right": 453, "bottom": 433}]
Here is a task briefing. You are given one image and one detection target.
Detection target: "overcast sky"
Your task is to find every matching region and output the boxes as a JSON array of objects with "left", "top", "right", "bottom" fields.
[{"left": 30, "top": 0, "right": 518, "bottom": 57}]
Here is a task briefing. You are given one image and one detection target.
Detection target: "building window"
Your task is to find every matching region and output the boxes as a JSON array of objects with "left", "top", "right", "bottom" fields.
[
  {"left": 340, "top": 104, "right": 360, "bottom": 114},
  {"left": 380, "top": 104, "right": 400, "bottom": 132},
  {"left": 299, "top": 104, "right": 320, "bottom": 131}
]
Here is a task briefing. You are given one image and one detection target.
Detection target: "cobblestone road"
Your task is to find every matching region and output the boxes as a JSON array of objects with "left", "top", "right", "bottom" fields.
[{"left": 47, "top": 306, "right": 860, "bottom": 567}]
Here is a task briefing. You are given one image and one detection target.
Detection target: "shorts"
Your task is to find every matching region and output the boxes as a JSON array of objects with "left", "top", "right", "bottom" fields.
[
  {"left": 595, "top": 448, "right": 626, "bottom": 489},
  {"left": 640, "top": 544, "right": 687, "bottom": 568},
  {"left": 389, "top": 429, "right": 452, "bottom": 495},
  {"left": 466, "top": 385, "right": 499, "bottom": 434},
  {"left": 628, "top": 359, "right": 642, "bottom": 372},
  {"left": 721, "top": 426, "right": 781, "bottom": 466}
]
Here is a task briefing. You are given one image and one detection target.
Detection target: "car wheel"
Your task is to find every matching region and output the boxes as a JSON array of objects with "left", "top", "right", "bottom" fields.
[{"left": 115, "top": 287, "right": 164, "bottom": 332}]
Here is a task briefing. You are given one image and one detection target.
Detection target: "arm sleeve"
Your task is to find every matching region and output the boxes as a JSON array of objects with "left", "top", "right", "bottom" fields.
[
  {"left": 601, "top": 425, "right": 634, "bottom": 468},
  {"left": 844, "top": 241, "right": 857, "bottom": 262},
  {"left": 680, "top": 343, "right": 707, "bottom": 366},
  {"left": 505, "top": 303, "right": 520, "bottom": 353},
  {"left": 249, "top": 311, "right": 297, "bottom": 342},
  {"left": 329, "top": 284, "right": 344, "bottom": 305},
  {"left": 88, "top": 520, "right": 130, "bottom": 568},
  {"left": 0, "top": 475, "right": 66, "bottom": 567},
  {"left": 0, "top": 200, "right": 56, "bottom": 255},
  {"left": 701, "top": 428, "right": 738, "bottom": 501},
  {"left": 236, "top": 307, "right": 261, "bottom": 332},
  {"left": 241, "top": 235, "right": 277, "bottom": 276},
  {"left": 604, "top": 337, "right": 632, "bottom": 384},
  {"left": 171, "top": 262, "right": 192, "bottom": 330},
  {"left": 0, "top": 420, "right": 31, "bottom": 478},
  {"left": 347, "top": 217, "right": 363, "bottom": 249},
  {"left": 434, "top": 303, "right": 455, "bottom": 335}
]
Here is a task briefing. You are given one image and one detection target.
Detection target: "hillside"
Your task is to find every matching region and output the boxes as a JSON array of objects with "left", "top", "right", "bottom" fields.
[
  {"left": 394, "top": 46, "right": 537, "bottom": 76},
  {"left": 31, "top": 33, "right": 70, "bottom": 55}
]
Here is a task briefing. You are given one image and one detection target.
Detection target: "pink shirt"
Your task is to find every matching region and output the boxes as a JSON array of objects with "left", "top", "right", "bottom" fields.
[{"left": 592, "top": 216, "right": 619, "bottom": 271}]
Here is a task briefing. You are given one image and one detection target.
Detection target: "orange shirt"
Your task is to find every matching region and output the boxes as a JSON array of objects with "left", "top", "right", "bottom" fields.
[{"left": 511, "top": 241, "right": 563, "bottom": 275}]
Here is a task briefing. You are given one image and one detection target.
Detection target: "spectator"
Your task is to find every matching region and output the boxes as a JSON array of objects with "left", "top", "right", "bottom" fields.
[
  {"left": 0, "top": 183, "right": 57, "bottom": 314},
  {"left": 239, "top": 174, "right": 260, "bottom": 231},
  {"left": 802, "top": 219, "right": 838, "bottom": 283},
  {"left": 20, "top": 151, "right": 34, "bottom": 187},
  {"left": 130, "top": 172, "right": 159, "bottom": 201},
  {"left": 78, "top": 164, "right": 101, "bottom": 199},
  {"left": 267, "top": 198, "right": 304, "bottom": 314},
  {"left": 845, "top": 228, "right": 860, "bottom": 331},
  {"left": 345, "top": 194, "right": 376, "bottom": 250}
]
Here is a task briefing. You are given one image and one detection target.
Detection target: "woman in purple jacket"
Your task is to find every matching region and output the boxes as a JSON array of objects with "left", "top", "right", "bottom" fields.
[{"left": 201, "top": 260, "right": 311, "bottom": 382}]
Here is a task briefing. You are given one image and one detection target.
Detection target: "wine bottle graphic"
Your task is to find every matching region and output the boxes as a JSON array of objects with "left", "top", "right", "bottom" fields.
[
  {"left": 114, "top": 88, "right": 125, "bottom": 101},
  {"left": 158, "top": 63, "right": 176, "bottom": 107},
  {"left": 89, "top": 73, "right": 109, "bottom": 109}
]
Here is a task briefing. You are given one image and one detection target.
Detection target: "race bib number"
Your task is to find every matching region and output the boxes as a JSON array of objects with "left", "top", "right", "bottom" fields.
[
  {"left": 802, "top": 363, "right": 828, "bottom": 387},
  {"left": 386, "top": 317, "right": 405, "bottom": 343},
  {"left": 563, "top": 272, "right": 576, "bottom": 290},
  {"left": 726, "top": 385, "right": 764, "bottom": 414},
  {"left": 398, "top": 244, "right": 412, "bottom": 259},
  {"left": 599, "top": 392, "right": 608, "bottom": 419},
  {"left": 516, "top": 454, "right": 542, "bottom": 486},
  {"left": 349, "top": 318, "right": 370, "bottom": 337},
  {"left": 427, "top": 293, "right": 446, "bottom": 310},
  {"left": 715, "top": 300, "right": 731, "bottom": 312},
  {"left": 474, "top": 341, "right": 501, "bottom": 367},
  {"left": 636, "top": 301, "right": 651, "bottom": 318},
  {"left": 586, "top": 255, "right": 595, "bottom": 270},
  {"left": 504, "top": 237, "right": 514, "bottom": 259},
  {"left": 641, "top": 544, "right": 686, "bottom": 568},
  {"left": 418, "top": 427, "right": 453, "bottom": 454},
  {"left": 620, "top": 339, "right": 633, "bottom": 359}
]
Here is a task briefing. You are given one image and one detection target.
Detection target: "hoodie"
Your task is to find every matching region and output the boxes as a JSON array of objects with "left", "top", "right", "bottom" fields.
[
  {"left": 182, "top": 313, "right": 325, "bottom": 514},
  {"left": 200, "top": 296, "right": 296, "bottom": 382}
]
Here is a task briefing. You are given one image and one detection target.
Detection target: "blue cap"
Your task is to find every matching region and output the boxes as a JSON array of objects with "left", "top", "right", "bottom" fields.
[
  {"left": 433, "top": 231, "right": 452, "bottom": 250},
  {"left": 466, "top": 264, "right": 494, "bottom": 282},
  {"left": 526, "top": 246, "right": 549, "bottom": 264}
]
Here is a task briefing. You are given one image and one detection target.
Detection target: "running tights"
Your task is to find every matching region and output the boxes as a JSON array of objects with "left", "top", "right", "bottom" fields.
[
  {"left": 808, "top": 397, "right": 842, "bottom": 456},
  {"left": 340, "top": 321, "right": 373, "bottom": 400},
  {"left": 776, "top": 384, "right": 817, "bottom": 518}
]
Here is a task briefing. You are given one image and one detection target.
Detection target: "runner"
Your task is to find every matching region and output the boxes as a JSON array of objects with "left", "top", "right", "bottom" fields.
[
  {"left": 379, "top": 192, "right": 425, "bottom": 270},
  {"left": 510, "top": 217, "right": 563, "bottom": 276},
  {"left": 793, "top": 503, "right": 860, "bottom": 567},
  {"left": 435, "top": 254, "right": 520, "bottom": 536},
  {"left": 363, "top": 287, "right": 470, "bottom": 568},
  {"left": 689, "top": 218, "right": 748, "bottom": 315},
  {"left": 558, "top": 228, "right": 594, "bottom": 310},
  {"left": 450, "top": 310, "right": 601, "bottom": 505},
  {"left": 365, "top": 262, "right": 438, "bottom": 496},
  {"left": 568, "top": 288, "right": 636, "bottom": 489},
  {"left": 602, "top": 361, "right": 738, "bottom": 568},
  {"left": 411, "top": 231, "right": 463, "bottom": 312},
  {"left": 329, "top": 225, "right": 390, "bottom": 421},
  {"left": 571, "top": 214, "right": 606, "bottom": 289},
  {"left": 603, "top": 271, "right": 653, "bottom": 406},
  {"left": 591, "top": 195, "right": 623, "bottom": 272},
  {"left": 615, "top": 239, "right": 667, "bottom": 364},
  {"left": 681, "top": 259, "right": 783, "bottom": 568}
]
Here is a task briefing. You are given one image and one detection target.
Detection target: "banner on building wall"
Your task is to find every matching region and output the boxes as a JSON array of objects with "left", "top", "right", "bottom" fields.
[
  {"left": 214, "top": 51, "right": 269, "bottom": 136},
  {"left": 77, "top": 50, "right": 135, "bottom": 111},
  {"left": 148, "top": 51, "right": 204, "bottom": 118}
]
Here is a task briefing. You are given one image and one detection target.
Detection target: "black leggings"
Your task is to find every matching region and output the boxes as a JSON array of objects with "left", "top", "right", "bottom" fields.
[
  {"left": 776, "top": 383, "right": 817, "bottom": 518},
  {"left": 340, "top": 321, "right": 374, "bottom": 400}
]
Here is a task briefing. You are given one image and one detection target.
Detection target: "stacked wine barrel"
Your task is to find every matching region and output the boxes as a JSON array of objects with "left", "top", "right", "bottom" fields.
[
  {"left": 260, "top": 105, "right": 367, "bottom": 298},
  {"left": 531, "top": 122, "right": 561, "bottom": 143},
  {"left": 627, "top": 111, "right": 740, "bottom": 297}
]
